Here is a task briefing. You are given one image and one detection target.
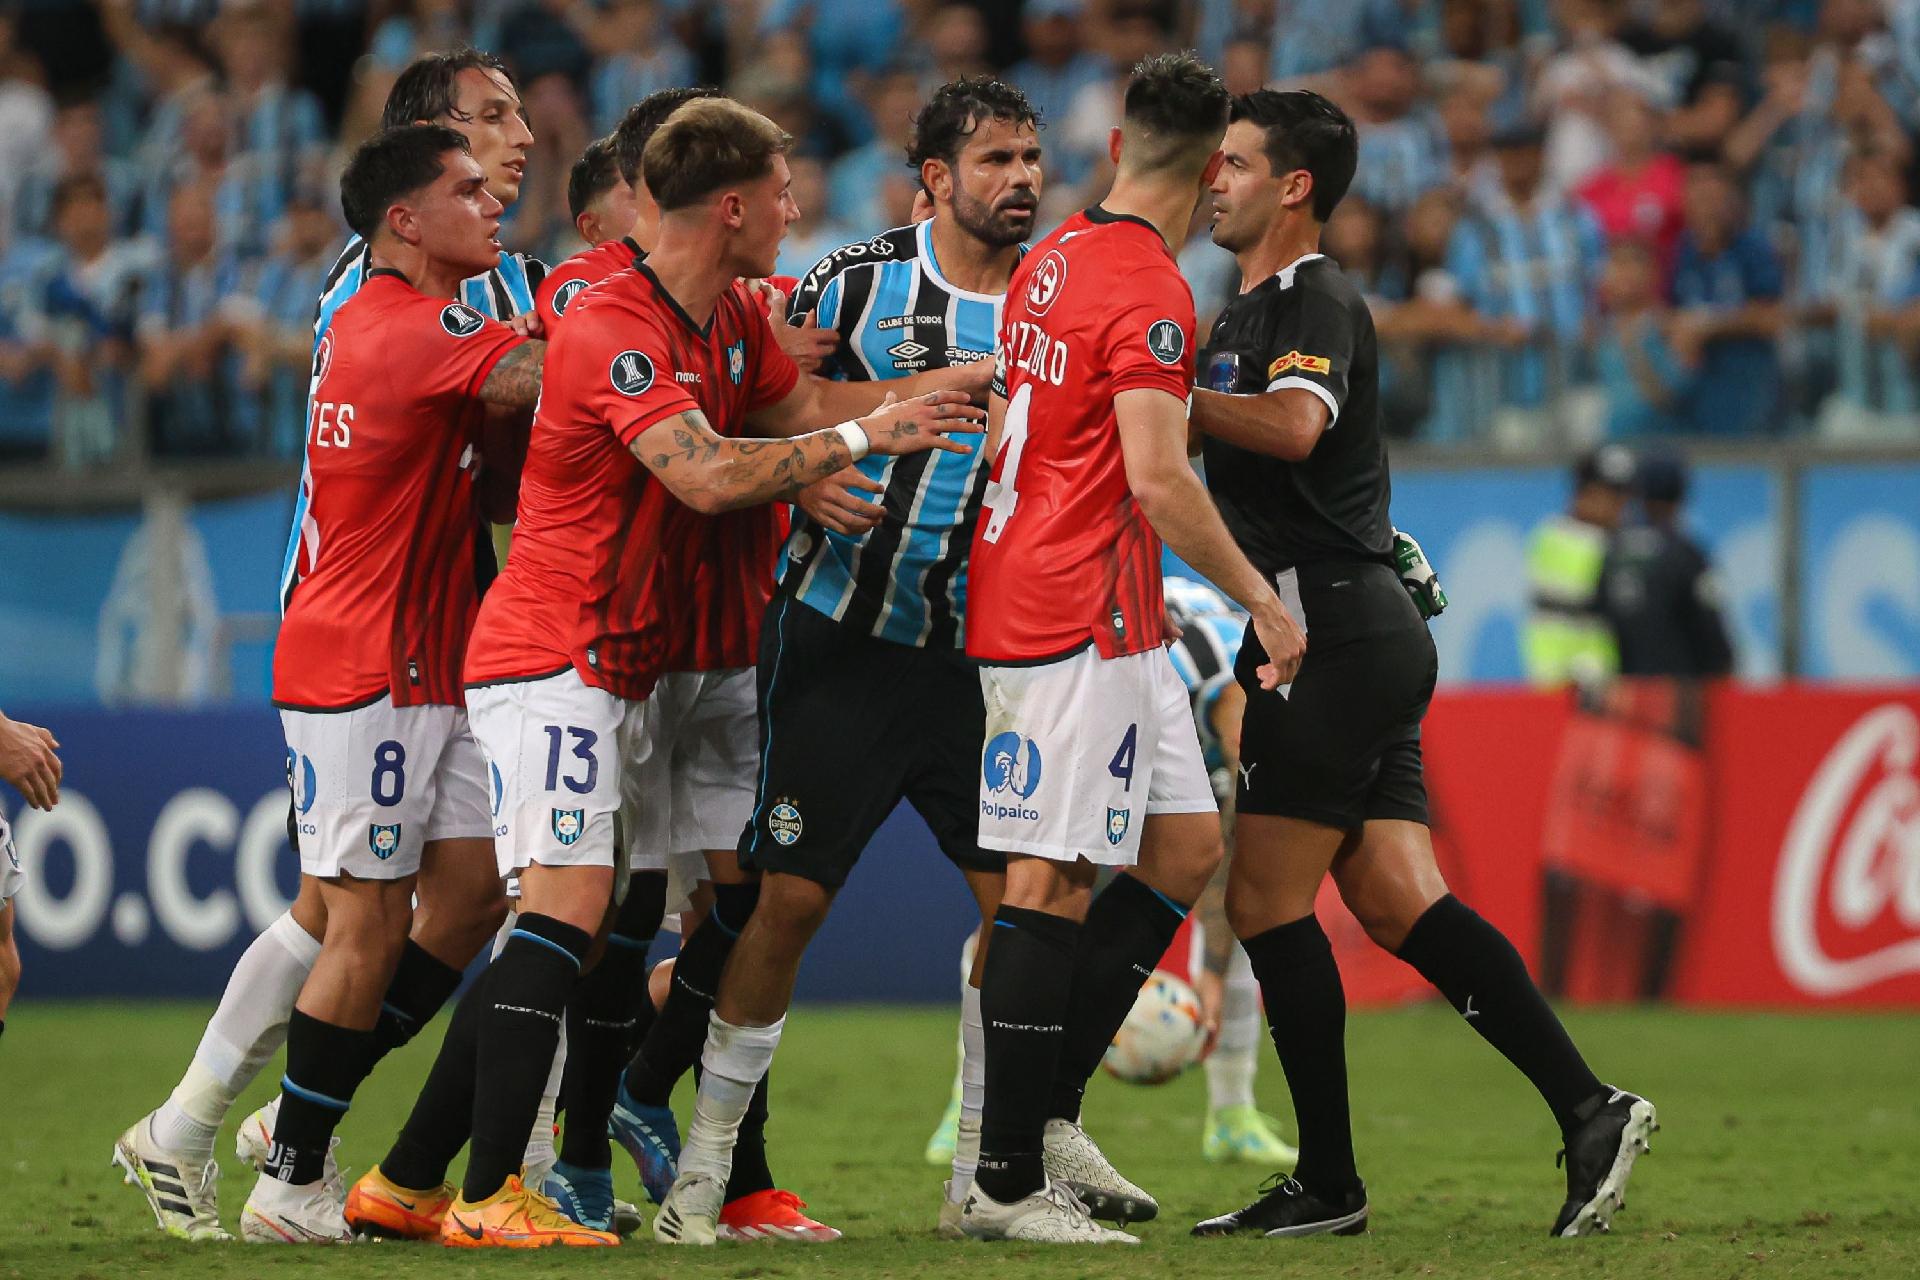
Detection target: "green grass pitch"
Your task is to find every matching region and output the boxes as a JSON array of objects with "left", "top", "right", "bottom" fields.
[{"left": 3, "top": 1001, "right": 1917, "bottom": 1278}]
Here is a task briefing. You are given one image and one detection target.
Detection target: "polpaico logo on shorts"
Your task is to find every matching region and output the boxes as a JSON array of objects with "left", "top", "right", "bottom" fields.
[
  {"left": 551, "top": 808, "right": 585, "bottom": 846},
  {"left": 369, "top": 823, "right": 401, "bottom": 859},
  {"left": 982, "top": 731, "right": 1043, "bottom": 822},
  {"left": 1106, "top": 806, "right": 1131, "bottom": 845},
  {"left": 768, "top": 799, "right": 804, "bottom": 846}
]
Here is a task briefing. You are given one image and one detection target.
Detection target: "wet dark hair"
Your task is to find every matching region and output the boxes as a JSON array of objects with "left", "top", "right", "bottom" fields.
[
  {"left": 1228, "top": 89, "right": 1357, "bottom": 221},
  {"left": 567, "top": 136, "right": 624, "bottom": 221},
  {"left": 907, "top": 77, "right": 1041, "bottom": 171},
  {"left": 612, "top": 86, "right": 722, "bottom": 188},
  {"left": 340, "top": 124, "right": 470, "bottom": 239},
  {"left": 380, "top": 47, "right": 517, "bottom": 131}
]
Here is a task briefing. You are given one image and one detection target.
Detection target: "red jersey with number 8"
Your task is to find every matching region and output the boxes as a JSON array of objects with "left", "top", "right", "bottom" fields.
[
  {"left": 966, "top": 207, "right": 1197, "bottom": 664},
  {"left": 273, "top": 271, "right": 525, "bottom": 710}
]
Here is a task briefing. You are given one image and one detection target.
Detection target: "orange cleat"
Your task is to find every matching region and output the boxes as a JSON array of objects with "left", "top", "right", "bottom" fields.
[
  {"left": 718, "top": 1189, "right": 842, "bottom": 1242},
  {"left": 439, "top": 1174, "right": 620, "bottom": 1248},
  {"left": 344, "top": 1165, "right": 456, "bottom": 1241}
]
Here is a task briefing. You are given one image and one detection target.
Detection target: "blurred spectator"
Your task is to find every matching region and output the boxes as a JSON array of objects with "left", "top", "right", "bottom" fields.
[
  {"left": 1593, "top": 239, "right": 1689, "bottom": 439},
  {"left": 1617, "top": 0, "right": 1750, "bottom": 159},
  {"left": 914, "top": 5, "right": 993, "bottom": 97},
  {"left": 830, "top": 67, "right": 918, "bottom": 230},
  {"left": 1056, "top": 2, "right": 1171, "bottom": 206},
  {"left": 1445, "top": 121, "right": 1605, "bottom": 444},
  {"left": 1267, "top": 0, "right": 1403, "bottom": 83},
  {"left": 1804, "top": 149, "right": 1920, "bottom": 438},
  {"left": 1598, "top": 447, "right": 1735, "bottom": 679},
  {"left": 1322, "top": 193, "right": 1431, "bottom": 433},
  {"left": 777, "top": 155, "right": 853, "bottom": 279},
  {"left": 0, "top": 240, "right": 57, "bottom": 464},
  {"left": 1575, "top": 87, "right": 1686, "bottom": 273},
  {"left": 213, "top": 8, "right": 328, "bottom": 233},
  {"left": 232, "top": 190, "right": 340, "bottom": 459},
  {"left": 23, "top": 175, "right": 148, "bottom": 467},
  {"left": 1342, "top": 44, "right": 1447, "bottom": 215},
  {"left": 496, "top": 0, "right": 593, "bottom": 84},
  {"left": 1219, "top": 37, "right": 1269, "bottom": 99},
  {"left": 758, "top": 0, "right": 906, "bottom": 135},
  {"left": 12, "top": 96, "right": 142, "bottom": 243},
  {"left": 1006, "top": 0, "right": 1109, "bottom": 184},
  {"left": 0, "top": 14, "right": 54, "bottom": 215},
  {"left": 138, "top": 184, "right": 246, "bottom": 457},
  {"left": 101, "top": 16, "right": 217, "bottom": 182},
  {"left": 1535, "top": 0, "right": 1668, "bottom": 196},
  {"left": 1436, "top": 82, "right": 1501, "bottom": 206},
  {"left": 584, "top": 0, "right": 697, "bottom": 134},
  {"left": 1669, "top": 162, "right": 1786, "bottom": 437},
  {"left": 1428, "top": 0, "right": 1527, "bottom": 128}
]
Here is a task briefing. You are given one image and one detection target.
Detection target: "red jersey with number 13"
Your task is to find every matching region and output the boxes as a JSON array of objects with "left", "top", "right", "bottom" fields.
[
  {"left": 273, "top": 271, "right": 525, "bottom": 709},
  {"left": 966, "top": 207, "right": 1197, "bottom": 664}
]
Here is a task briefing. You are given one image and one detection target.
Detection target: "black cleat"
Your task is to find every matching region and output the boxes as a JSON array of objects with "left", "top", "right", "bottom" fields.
[
  {"left": 1551, "top": 1087, "right": 1658, "bottom": 1237},
  {"left": 1192, "top": 1174, "right": 1369, "bottom": 1239}
]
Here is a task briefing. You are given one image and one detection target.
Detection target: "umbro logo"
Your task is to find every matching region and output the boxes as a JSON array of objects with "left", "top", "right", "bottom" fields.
[{"left": 888, "top": 339, "right": 930, "bottom": 361}]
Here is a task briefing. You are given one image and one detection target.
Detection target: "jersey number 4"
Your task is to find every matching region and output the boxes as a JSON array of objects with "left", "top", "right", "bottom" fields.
[{"left": 980, "top": 383, "right": 1032, "bottom": 543}]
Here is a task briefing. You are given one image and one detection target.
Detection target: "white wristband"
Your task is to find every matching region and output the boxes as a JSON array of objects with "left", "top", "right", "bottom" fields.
[{"left": 833, "top": 420, "right": 870, "bottom": 462}]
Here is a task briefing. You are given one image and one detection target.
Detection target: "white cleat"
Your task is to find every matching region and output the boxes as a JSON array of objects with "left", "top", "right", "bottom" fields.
[
  {"left": 1043, "top": 1117, "right": 1158, "bottom": 1223},
  {"left": 111, "top": 1117, "right": 232, "bottom": 1241},
  {"left": 240, "top": 1171, "right": 354, "bottom": 1244},
  {"left": 959, "top": 1179, "right": 1139, "bottom": 1244},
  {"left": 653, "top": 1171, "right": 725, "bottom": 1246},
  {"left": 937, "top": 1179, "right": 968, "bottom": 1240},
  {"left": 236, "top": 1097, "right": 342, "bottom": 1187}
]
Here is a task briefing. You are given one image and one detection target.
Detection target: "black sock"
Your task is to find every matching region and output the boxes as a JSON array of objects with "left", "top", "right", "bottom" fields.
[
  {"left": 1395, "top": 894, "right": 1606, "bottom": 1134},
  {"left": 1048, "top": 874, "right": 1189, "bottom": 1122},
  {"left": 976, "top": 905, "right": 1079, "bottom": 1204},
  {"left": 726, "top": 1072, "right": 775, "bottom": 1200},
  {"left": 464, "top": 914, "right": 590, "bottom": 1202},
  {"left": 1242, "top": 915, "right": 1359, "bottom": 1195},
  {"left": 382, "top": 965, "right": 491, "bottom": 1191},
  {"left": 622, "top": 881, "right": 758, "bottom": 1106},
  {"left": 371, "top": 940, "right": 465, "bottom": 1061},
  {"left": 266, "top": 1009, "right": 380, "bottom": 1184},
  {"left": 559, "top": 874, "right": 666, "bottom": 1169}
]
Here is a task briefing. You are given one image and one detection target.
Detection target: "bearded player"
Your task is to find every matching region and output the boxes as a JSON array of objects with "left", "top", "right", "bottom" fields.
[
  {"left": 958, "top": 53, "right": 1305, "bottom": 1244},
  {"left": 115, "top": 48, "right": 546, "bottom": 1241}
]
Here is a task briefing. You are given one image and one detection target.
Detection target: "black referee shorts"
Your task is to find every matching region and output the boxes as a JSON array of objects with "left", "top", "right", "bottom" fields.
[
  {"left": 1234, "top": 562, "right": 1437, "bottom": 832},
  {"left": 737, "top": 594, "right": 1003, "bottom": 889}
]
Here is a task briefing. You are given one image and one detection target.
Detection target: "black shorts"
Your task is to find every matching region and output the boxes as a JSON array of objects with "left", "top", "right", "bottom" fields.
[
  {"left": 737, "top": 594, "right": 1003, "bottom": 888},
  {"left": 1234, "top": 562, "right": 1436, "bottom": 832}
]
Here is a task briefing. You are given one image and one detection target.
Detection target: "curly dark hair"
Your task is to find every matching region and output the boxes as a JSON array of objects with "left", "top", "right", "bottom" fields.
[
  {"left": 612, "top": 86, "right": 723, "bottom": 188},
  {"left": 1229, "top": 89, "right": 1358, "bottom": 221},
  {"left": 907, "top": 77, "right": 1042, "bottom": 172},
  {"left": 1121, "top": 51, "right": 1230, "bottom": 175},
  {"left": 566, "top": 136, "right": 624, "bottom": 222}
]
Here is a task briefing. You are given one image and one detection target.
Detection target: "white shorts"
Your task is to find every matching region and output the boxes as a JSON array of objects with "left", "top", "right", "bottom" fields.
[
  {"left": 467, "top": 668, "right": 653, "bottom": 881},
  {"left": 0, "top": 810, "right": 20, "bottom": 905},
  {"left": 978, "top": 645, "right": 1216, "bottom": 867},
  {"left": 280, "top": 698, "right": 492, "bottom": 880},
  {"left": 629, "top": 668, "right": 757, "bottom": 869}
]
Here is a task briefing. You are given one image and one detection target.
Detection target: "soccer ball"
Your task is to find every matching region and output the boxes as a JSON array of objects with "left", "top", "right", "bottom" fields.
[{"left": 1102, "top": 970, "right": 1208, "bottom": 1085}]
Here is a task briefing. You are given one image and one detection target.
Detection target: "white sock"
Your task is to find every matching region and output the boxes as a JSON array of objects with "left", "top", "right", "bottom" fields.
[
  {"left": 1206, "top": 944, "right": 1261, "bottom": 1112},
  {"left": 524, "top": 1019, "right": 566, "bottom": 1181},
  {"left": 949, "top": 982, "right": 986, "bottom": 1202},
  {"left": 679, "top": 1013, "right": 785, "bottom": 1184},
  {"left": 153, "top": 912, "right": 320, "bottom": 1155}
]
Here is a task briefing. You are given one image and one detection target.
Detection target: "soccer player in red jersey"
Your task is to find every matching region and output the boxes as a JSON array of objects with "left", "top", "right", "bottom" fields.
[
  {"left": 234, "top": 125, "right": 547, "bottom": 1245},
  {"left": 387, "top": 97, "right": 979, "bottom": 1248},
  {"left": 956, "top": 55, "right": 1305, "bottom": 1243}
]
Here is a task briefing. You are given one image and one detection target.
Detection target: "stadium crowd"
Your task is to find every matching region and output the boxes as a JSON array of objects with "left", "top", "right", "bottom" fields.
[{"left": 0, "top": 0, "right": 1915, "bottom": 465}]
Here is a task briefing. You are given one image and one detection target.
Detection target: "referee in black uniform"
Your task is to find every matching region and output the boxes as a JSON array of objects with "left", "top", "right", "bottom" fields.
[{"left": 1185, "top": 90, "right": 1656, "bottom": 1241}]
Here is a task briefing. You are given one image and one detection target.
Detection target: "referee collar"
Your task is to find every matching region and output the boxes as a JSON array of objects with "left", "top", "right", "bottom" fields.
[{"left": 1274, "top": 252, "right": 1326, "bottom": 290}]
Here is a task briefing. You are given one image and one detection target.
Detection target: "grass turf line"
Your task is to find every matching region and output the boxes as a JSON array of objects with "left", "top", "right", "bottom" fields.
[{"left": 2, "top": 1001, "right": 1916, "bottom": 1278}]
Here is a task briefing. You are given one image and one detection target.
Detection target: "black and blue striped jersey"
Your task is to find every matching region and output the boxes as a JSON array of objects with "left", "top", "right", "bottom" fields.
[
  {"left": 778, "top": 220, "right": 1014, "bottom": 648},
  {"left": 1165, "top": 576, "right": 1246, "bottom": 774},
  {"left": 277, "top": 236, "right": 546, "bottom": 614}
]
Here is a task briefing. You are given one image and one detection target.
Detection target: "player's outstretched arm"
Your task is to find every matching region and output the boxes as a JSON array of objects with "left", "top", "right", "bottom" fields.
[
  {"left": 0, "top": 710, "right": 60, "bottom": 811},
  {"left": 477, "top": 341, "right": 548, "bottom": 410},
  {"left": 1115, "top": 388, "right": 1306, "bottom": 689},
  {"left": 1189, "top": 386, "right": 1329, "bottom": 462},
  {"left": 751, "top": 358, "right": 994, "bottom": 436},
  {"left": 631, "top": 392, "right": 983, "bottom": 515}
]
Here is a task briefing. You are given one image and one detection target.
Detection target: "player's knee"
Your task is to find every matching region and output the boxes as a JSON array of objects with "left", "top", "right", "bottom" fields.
[{"left": 757, "top": 874, "right": 834, "bottom": 939}]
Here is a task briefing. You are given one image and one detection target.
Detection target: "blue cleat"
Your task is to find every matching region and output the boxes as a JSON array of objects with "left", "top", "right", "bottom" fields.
[
  {"left": 543, "top": 1159, "right": 615, "bottom": 1232},
  {"left": 610, "top": 1086, "right": 681, "bottom": 1205}
]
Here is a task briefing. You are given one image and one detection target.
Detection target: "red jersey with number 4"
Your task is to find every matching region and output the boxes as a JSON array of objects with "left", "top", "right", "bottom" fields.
[
  {"left": 534, "top": 236, "right": 643, "bottom": 332},
  {"left": 966, "top": 207, "right": 1197, "bottom": 664},
  {"left": 274, "top": 271, "right": 525, "bottom": 710},
  {"left": 466, "top": 262, "right": 800, "bottom": 700}
]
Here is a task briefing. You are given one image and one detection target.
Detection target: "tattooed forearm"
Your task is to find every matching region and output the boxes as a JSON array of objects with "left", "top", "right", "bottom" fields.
[
  {"left": 478, "top": 341, "right": 546, "bottom": 409},
  {"left": 630, "top": 410, "right": 855, "bottom": 514}
]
